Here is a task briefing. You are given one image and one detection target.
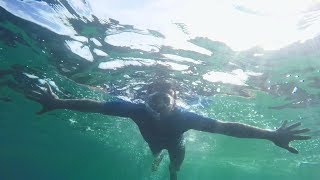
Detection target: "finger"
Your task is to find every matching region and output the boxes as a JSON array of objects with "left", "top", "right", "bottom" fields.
[
  {"left": 291, "top": 128, "right": 310, "bottom": 134},
  {"left": 26, "top": 90, "right": 42, "bottom": 99},
  {"left": 25, "top": 93, "right": 41, "bottom": 101},
  {"left": 45, "top": 82, "right": 53, "bottom": 94},
  {"left": 35, "top": 84, "right": 46, "bottom": 92},
  {"left": 26, "top": 95, "right": 39, "bottom": 101},
  {"left": 280, "top": 120, "right": 288, "bottom": 129},
  {"left": 287, "top": 122, "right": 301, "bottom": 130},
  {"left": 286, "top": 146, "right": 299, "bottom": 154},
  {"left": 293, "top": 135, "right": 311, "bottom": 140},
  {"left": 31, "top": 90, "right": 42, "bottom": 96}
]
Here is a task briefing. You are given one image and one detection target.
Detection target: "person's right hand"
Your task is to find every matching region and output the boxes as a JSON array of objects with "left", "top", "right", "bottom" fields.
[{"left": 26, "top": 83, "right": 59, "bottom": 115}]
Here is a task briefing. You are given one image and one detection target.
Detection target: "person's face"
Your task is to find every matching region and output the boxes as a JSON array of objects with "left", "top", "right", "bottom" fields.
[{"left": 147, "top": 90, "right": 175, "bottom": 114}]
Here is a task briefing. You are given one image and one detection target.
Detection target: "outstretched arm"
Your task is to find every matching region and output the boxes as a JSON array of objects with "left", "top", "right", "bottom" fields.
[
  {"left": 186, "top": 113, "right": 311, "bottom": 154},
  {"left": 49, "top": 98, "right": 106, "bottom": 114},
  {"left": 209, "top": 120, "right": 275, "bottom": 139},
  {"left": 26, "top": 83, "right": 107, "bottom": 114},
  {"left": 26, "top": 83, "right": 138, "bottom": 117}
]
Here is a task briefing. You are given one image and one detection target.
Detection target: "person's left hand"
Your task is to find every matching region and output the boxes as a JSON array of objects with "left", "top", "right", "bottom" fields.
[{"left": 272, "top": 120, "right": 311, "bottom": 154}]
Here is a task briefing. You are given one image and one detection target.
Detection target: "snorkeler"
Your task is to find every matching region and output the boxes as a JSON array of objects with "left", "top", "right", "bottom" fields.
[{"left": 22, "top": 79, "right": 311, "bottom": 180}]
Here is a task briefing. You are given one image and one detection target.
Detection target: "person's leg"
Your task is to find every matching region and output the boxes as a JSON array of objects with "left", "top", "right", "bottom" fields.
[
  {"left": 168, "top": 141, "right": 185, "bottom": 180},
  {"left": 151, "top": 150, "right": 165, "bottom": 171},
  {"left": 149, "top": 145, "right": 164, "bottom": 172}
]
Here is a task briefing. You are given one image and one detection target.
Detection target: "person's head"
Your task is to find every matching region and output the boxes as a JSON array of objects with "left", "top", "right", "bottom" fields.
[{"left": 146, "top": 80, "right": 177, "bottom": 114}]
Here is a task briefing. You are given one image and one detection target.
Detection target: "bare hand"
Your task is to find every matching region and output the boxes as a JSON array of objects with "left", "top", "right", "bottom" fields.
[
  {"left": 26, "top": 83, "right": 59, "bottom": 115},
  {"left": 272, "top": 120, "right": 311, "bottom": 154}
]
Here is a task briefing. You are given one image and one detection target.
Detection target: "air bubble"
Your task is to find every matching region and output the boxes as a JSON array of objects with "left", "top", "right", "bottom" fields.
[{"left": 292, "top": 87, "right": 298, "bottom": 94}]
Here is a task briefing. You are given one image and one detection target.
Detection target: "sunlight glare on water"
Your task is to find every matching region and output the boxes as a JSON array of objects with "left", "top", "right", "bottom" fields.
[{"left": 89, "top": 0, "right": 320, "bottom": 50}]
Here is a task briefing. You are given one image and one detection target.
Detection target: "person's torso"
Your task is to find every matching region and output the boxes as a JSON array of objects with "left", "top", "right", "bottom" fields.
[{"left": 132, "top": 107, "right": 186, "bottom": 148}]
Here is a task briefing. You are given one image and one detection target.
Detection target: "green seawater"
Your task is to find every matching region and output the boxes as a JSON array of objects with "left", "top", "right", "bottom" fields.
[{"left": 0, "top": 1, "right": 320, "bottom": 180}]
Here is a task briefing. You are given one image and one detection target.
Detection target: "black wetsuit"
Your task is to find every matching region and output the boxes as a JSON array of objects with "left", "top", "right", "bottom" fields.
[{"left": 103, "top": 100, "right": 216, "bottom": 167}]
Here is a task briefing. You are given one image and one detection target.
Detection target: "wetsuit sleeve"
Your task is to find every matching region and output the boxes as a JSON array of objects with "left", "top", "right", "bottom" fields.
[
  {"left": 182, "top": 111, "right": 218, "bottom": 132},
  {"left": 102, "top": 101, "right": 142, "bottom": 118},
  {"left": 183, "top": 111, "right": 277, "bottom": 140}
]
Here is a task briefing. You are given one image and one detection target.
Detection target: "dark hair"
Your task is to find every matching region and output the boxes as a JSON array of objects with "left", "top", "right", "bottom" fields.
[{"left": 147, "top": 80, "right": 177, "bottom": 98}]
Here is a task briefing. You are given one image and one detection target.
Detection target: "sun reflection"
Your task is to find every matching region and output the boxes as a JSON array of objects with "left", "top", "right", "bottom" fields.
[{"left": 90, "top": 0, "right": 320, "bottom": 51}]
